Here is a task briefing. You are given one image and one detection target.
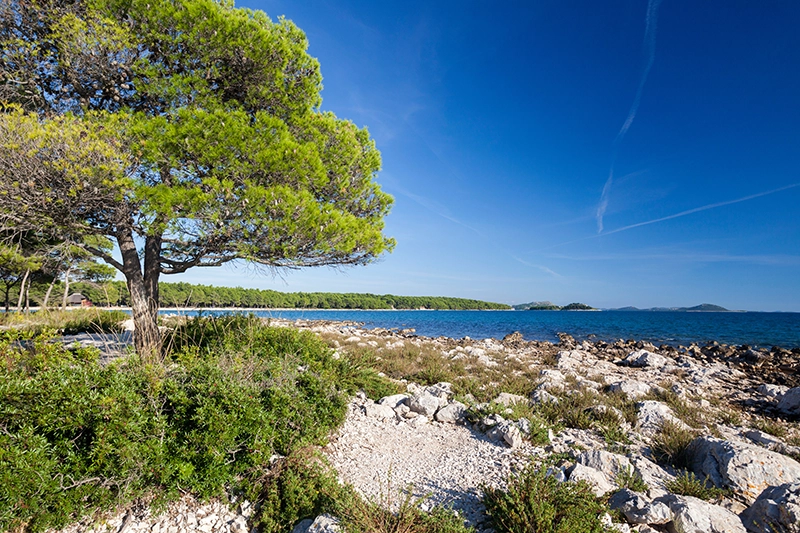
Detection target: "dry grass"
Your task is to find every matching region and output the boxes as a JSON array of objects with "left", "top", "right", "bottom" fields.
[{"left": 318, "top": 332, "right": 544, "bottom": 403}]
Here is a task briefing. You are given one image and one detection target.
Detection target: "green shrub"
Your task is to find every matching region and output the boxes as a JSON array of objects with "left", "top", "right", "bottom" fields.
[
  {"left": 253, "top": 450, "right": 346, "bottom": 533},
  {"left": 0, "top": 317, "right": 353, "bottom": 532},
  {"left": 534, "top": 389, "right": 597, "bottom": 430},
  {"left": 483, "top": 465, "right": 609, "bottom": 533},
  {"left": 666, "top": 470, "right": 726, "bottom": 501},
  {"left": 614, "top": 466, "right": 648, "bottom": 493},
  {"left": 752, "top": 417, "right": 788, "bottom": 438},
  {"left": 338, "top": 485, "right": 473, "bottom": 533},
  {"left": 651, "top": 421, "right": 697, "bottom": 469}
]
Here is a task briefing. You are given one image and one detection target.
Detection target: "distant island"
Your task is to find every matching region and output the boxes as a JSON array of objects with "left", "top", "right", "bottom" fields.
[
  {"left": 513, "top": 301, "right": 733, "bottom": 312},
  {"left": 607, "top": 303, "right": 731, "bottom": 312},
  {"left": 513, "top": 301, "right": 597, "bottom": 311}
]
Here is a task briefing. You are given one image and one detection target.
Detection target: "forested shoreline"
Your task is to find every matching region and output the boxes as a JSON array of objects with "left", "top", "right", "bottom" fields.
[{"left": 15, "top": 280, "right": 510, "bottom": 310}]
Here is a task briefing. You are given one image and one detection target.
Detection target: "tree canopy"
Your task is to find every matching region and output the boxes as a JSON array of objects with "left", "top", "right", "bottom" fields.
[{"left": 0, "top": 0, "right": 394, "bottom": 360}]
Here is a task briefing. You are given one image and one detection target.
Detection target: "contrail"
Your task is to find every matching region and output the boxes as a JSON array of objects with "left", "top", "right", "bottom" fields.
[
  {"left": 602, "top": 182, "right": 800, "bottom": 236},
  {"left": 596, "top": 0, "right": 664, "bottom": 233},
  {"left": 535, "top": 182, "right": 800, "bottom": 252}
]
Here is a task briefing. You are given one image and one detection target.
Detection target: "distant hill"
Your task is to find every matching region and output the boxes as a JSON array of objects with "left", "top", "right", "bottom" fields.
[{"left": 609, "top": 303, "right": 730, "bottom": 312}]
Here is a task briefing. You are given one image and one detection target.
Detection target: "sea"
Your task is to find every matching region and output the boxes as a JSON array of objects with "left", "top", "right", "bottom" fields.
[{"left": 161, "top": 309, "right": 800, "bottom": 349}]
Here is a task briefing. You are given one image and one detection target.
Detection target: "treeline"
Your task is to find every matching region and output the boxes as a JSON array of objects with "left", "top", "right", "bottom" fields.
[{"left": 67, "top": 281, "right": 511, "bottom": 310}]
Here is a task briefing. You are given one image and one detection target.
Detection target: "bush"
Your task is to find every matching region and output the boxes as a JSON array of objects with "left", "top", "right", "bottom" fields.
[
  {"left": 651, "top": 420, "right": 697, "bottom": 469},
  {"left": 0, "top": 317, "right": 355, "bottom": 532},
  {"left": 666, "top": 471, "right": 726, "bottom": 501},
  {"left": 483, "top": 466, "right": 609, "bottom": 533},
  {"left": 614, "top": 466, "right": 648, "bottom": 493},
  {"left": 338, "top": 485, "right": 473, "bottom": 533}
]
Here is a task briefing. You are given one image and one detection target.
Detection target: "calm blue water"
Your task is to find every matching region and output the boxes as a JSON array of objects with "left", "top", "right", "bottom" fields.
[{"left": 161, "top": 309, "right": 800, "bottom": 349}]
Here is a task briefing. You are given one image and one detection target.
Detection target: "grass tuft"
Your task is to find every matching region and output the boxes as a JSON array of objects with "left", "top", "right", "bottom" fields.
[
  {"left": 650, "top": 420, "right": 697, "bottom": 469},
  {"left": 665, "top": 470, "right": 726, "bottom": 502}
]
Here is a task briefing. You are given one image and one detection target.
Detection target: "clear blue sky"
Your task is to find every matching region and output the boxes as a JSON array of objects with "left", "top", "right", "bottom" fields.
[{"left": 174, "top": 0, "right": 800, "bottom": 311}]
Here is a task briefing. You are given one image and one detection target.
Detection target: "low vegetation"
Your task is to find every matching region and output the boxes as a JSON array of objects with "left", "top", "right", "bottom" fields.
[
  {"left": 483, "top": 465, "right": 609, "bottom": 533},
  {"left": 0, "top": 316, "right": 400, "bottom": 532},
  {"left": 665, "top": 471, "right": 726, "bottom": 502},
  {"left": 0, "top": 308, "right": 128, "bottom": 335},
  {"left": 650, "top": 420, "right": 698, "bottom": 470}
]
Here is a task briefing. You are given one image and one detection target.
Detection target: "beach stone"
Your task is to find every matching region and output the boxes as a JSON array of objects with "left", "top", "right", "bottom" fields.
[
  {"left": 498, "top": 421, "right": 524, "bottom": 448},
  {"left": 292, "top": 519, "right": 314, "bottom": 533},
  {"left": 624, "top": 349, "right": 667, "bottom": 368},
  {"left": 409, "top": 392, "right": 441, "bottom": 418},
  {"left": 538, "top": 369, "right": 566, "bottom": 391},
  {"left": 364, "top": 402, "right": 396, "bottom": 420},
  {"left": 609, "top": 489, "right": 671, "bottom": 525},
  {"left": 568, "top": 463, "right": 614, "bottom": 497},
  {"left": 503, "top": 331, "right": 524, "bottom": 343},
  {"left": 776, "top": 387, "right": 800, "bottom": 416},
  {"left": 575, "top": 450, "right": 632, "bottom": 481},
  {"left": 493, "top": 392, "right": 528, "bottom": 407},
  {"left": 608, "top": 380, "right": 654, "bottom": 400},
  {"left": 434, "top": 401, "right": 467, "bottom": 423},
  {"left": 743, "top": 429, "right": 783, "bottom": 448},
  {"left": 757, "top": 383, "right": 788, "bottom": 398},
  {"left": 687, "top": 436, "right": 800, "bottom": 503},
  {"left": 739, "top": 482, "right": 800, "bottom": 533},
  {"left": 295, "top": 514, "right": 341, "bottom": 533},
  {"left": 629, "top": 455, "right": 674, "bottom": 497},
  {"left": 378, "top": 394, "right": 408, "bottom": 409},
  {"left": 636, "top": 400, "right": 690, "bottom": 436},
  {"left": 655, "top": 494, "right": 746, "bottom": 533},
  {"left": 530, "top": 389, "right": 559, "bottom": 405}
]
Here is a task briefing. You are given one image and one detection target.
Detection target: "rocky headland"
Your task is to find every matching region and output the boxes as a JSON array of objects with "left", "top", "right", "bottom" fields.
[{"left": 55, "top": 319, "right": 800, "bottom": 533}]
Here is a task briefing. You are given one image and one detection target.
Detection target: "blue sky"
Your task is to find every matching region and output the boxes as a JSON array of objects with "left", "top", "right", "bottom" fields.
[{"left": 174, "top": 0, "right": 800, "bottom": 311}]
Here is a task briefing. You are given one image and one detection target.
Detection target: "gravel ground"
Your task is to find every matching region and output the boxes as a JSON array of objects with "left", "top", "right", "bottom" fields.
[{"left": 324, "top": 395, "right": 544, "bottom": 530}]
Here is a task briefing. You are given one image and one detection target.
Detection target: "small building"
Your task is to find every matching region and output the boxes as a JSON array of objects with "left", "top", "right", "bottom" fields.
[{"left": 67, "top": 293, "right": 92, "bottom": 307}]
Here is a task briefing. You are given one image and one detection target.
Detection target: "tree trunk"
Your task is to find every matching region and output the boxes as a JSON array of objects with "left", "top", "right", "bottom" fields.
[
  {"left": 61, "top": 266, "right": 72, "bottom": 309},
  {"left": 117, "top": 227, "right": 161, "bottom": 363},
  {"left": 42, "top": 276, "right": 56, "bottom": 310},
  {"left": 16, "top": 269, "right": 29, "bottom": 312}
]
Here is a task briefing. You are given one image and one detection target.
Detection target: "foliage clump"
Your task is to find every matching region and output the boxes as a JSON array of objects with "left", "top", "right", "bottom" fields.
[
  {"left": 665, "top": 470, "right": 726, "bottom": 502},
  {"left": 0, "top": 316, "right": 397, "bottom": 532},
  {"left": 650, "top": 420, "right": 697, "bottom": 470},
  {"left": 483, "top": 466, "right": 609, "bottom": 533}
]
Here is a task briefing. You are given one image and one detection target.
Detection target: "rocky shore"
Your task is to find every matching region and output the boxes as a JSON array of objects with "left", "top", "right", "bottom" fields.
[{"left": 56, "top": 319, "right": 800, "bottom": 533}]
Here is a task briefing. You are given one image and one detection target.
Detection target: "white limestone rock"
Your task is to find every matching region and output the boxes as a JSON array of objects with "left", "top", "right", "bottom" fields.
[
  {"left": 636, "top": 400, "right": 690, "bottom": 436},
  {"left": 608, "top": 489, "right": 671, "bottom": 525},
  {"left": 493, "top": 392, "right": 528, "bottom": 407},
  {"left": 575, "top": 450, "right": 632, "bottom": 481},
  {"left": 434, "top": 401, "right": 467, "bottom": 423},
  {"left": 568, "top": 463, "right": 615, "bottom": 497},
  {"left": 688, "top": 436, "right": 800, "bottom": 504},
  {"left": 378, "top": 394, "right": 409, "bottom": 409},
  {"left": 608, "top": 380, "right": 655, "bottom": 400},
  {"left": 739, "top": 482, "right": 800, "bottom": 533},
  {"left": 408, "top": 392, "right": 441, "bottom": 418},
  {"left": 624, "top": 349, "right": 667, "bottom": 368},
  {"left": 364, "top": 402, "right": 397, "bottom": 420},
  {"left": 531, "top": 389, "right": 559, "bottom": 405},
  {"left": 655, "top": 494, "right": 747, "bottom": 533},
  {"left": 757, "top": 383, "right": 788, "bottom": 398},
  {"left": 776, "top": 387, "right": 800, "bottom": 416},
  {"left": 294, "top": 514, "right": 341, "bottom": 533}
]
